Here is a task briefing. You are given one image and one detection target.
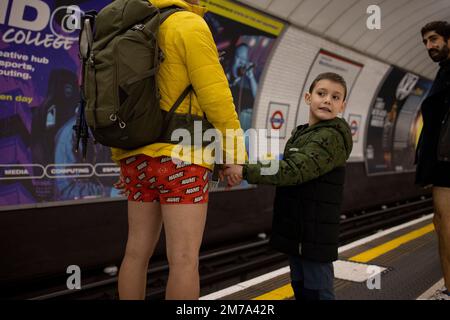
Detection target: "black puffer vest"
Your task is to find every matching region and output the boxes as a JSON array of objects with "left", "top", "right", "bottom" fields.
[{"left": 269, "top": 166, "right": 346, "bottom": 263}]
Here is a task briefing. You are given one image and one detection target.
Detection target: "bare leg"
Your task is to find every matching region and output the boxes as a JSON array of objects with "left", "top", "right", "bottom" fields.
[
  {"left": 433, "top": 187, "right": 450, "bottom": 289},
  {"left": 118, "top": 201, "right": 162, "bottom": 300},
  {"left": 162, "top": 203, "right": 208, "bottom": 300}
]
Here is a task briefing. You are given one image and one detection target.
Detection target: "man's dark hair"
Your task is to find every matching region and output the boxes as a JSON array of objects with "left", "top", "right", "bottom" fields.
[
  {"left": 309, "top": 72, "right": 348, "bottom": 101},
  {"left": 421, "top": 21, "right": 450, "bottom": 41}
]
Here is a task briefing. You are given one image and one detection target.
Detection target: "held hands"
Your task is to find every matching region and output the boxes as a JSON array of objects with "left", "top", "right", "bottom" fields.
[{"left": 219, "top": 164, "right": 244, "bottom": 188}]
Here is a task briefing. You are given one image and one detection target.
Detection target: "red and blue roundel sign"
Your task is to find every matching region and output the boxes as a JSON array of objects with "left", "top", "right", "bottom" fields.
[
  {"left": 350, "top": 120, "right": 358, "bottom": 137},
  {"left": 270, "top": 111, "right": 285, "bottom": 130}
]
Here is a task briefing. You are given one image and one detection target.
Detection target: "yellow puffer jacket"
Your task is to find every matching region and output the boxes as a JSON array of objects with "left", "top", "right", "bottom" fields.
[{"left": 111, "top": 0, "right": 245, "bottom": 170}]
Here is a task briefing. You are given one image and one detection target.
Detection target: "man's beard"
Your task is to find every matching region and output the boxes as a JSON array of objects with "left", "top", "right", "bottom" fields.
[{"left": 428, "top": 45, "right": 450, "bottom": 62}]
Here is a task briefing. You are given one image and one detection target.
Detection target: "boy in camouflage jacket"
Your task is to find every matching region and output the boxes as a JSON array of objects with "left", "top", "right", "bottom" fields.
[{"left": 223, "top": 72, "right": 353, "bottom": 300}]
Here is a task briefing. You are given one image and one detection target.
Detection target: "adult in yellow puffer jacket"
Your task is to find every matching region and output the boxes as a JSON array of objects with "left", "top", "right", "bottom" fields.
[
  {"left": 111, "top": 0, "right": 243, "bottom": 168},
  {"left": 116, "top": 0, "right": 245, "bottom": 300}
]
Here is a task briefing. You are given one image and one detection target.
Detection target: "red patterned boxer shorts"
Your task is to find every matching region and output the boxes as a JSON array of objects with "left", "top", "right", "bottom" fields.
[{"left": 120, "top": 155, "right": 210, "bottom": 204}]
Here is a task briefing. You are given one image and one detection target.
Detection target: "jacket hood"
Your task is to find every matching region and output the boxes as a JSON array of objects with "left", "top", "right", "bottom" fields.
[
  {"left": 297, "top": 118, "right": 353, "bottom": 159},
  {"left": 150, "top": 0, "right": 207, "bottom": 16}
]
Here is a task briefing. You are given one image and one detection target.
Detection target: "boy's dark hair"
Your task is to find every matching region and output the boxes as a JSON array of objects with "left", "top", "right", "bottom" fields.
[
  {"left": 421, "top": 21, "right": 450, "bottom": 41},
  {"left": 309, "top": 72, "right": 347, "bottom": 101}
]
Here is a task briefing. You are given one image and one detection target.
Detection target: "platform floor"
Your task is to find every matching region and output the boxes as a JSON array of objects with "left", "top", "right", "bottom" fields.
[{"left": 200, "top": 214, "right": 447, "bottom": 300}]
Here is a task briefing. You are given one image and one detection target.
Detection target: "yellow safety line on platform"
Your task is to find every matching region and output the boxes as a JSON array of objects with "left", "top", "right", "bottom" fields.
[
  {"left": 253, "top": 284, "right": 293, "bottom": 301},
  {"left": 349, "top": 223, "right": 434, "bottom": 263},
  {"left": 252, "top": 223, "right": 435, "bottom": 300}
]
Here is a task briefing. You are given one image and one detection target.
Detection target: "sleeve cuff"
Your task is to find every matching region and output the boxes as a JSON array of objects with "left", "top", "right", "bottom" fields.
[
  {"left": 242, "top": 164, "right": 248, "bottom": 180},
  {"left": 243, "top": 164, "right": 260, "bottom": 184}
]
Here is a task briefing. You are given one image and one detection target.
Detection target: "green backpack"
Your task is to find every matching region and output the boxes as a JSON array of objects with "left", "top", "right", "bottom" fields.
[{"left": 76, "top": 0, "right": 197, "bottom": 154}]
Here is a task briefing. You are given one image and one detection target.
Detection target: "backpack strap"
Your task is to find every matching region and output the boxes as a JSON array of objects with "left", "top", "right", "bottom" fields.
[
  {"left": 159, "top": 6, "right": 184, "bottom": 23},
  {"left": 133, "top": 7, "right": 184, "bottom": 92},
  {"left": 78, "top": 11, "right": 97, "bottom": 60},
  {"left": 161, "top": 85, "right": 192, "bottom": 133},
  {"left": 154, "top": 7, "right": 199, "bottom": 136},
  {"left": 166, "top": 85, "right": 193, "bottom": 119},
  {"left": 139, "top": 6, "right": 182, "bottom": 40},
  {"left": 75, "top": 11, "right": 97, "bottom": 159}
]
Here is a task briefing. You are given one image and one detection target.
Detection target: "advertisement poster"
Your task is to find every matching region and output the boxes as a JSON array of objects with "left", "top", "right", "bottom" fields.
[
  {"left": 365, "top": 67, "right": 432, "bottom": 175},
  {"left": 0, "top": 0, "right": 284, "bottom": 208},
  {"left": 201, "top": 0, "right": 284, "bottom": 190},
  {"left": 201, "top": 0, "right": 283, "bottom": 133},
  {"left": 295, "top": 49, "right": 364, "bottom": 126},
  {"left": 0, "top": 0, "right": 116, "bottom": 208}
]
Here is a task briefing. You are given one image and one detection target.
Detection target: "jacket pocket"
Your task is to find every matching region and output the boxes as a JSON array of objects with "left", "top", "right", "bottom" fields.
[{"left": 273, "top": 187, "right": 302, "bottom": 242}]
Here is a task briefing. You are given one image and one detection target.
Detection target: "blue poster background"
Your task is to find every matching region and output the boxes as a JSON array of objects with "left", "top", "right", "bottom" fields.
[
  {"left": 0, "top": 0, "right": 115, "bottom": 207},
  {"left": 0, "top": 0, "right": 281, "bottom": 208}
]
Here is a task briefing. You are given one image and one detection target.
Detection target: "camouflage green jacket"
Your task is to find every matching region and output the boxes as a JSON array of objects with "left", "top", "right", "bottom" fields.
[{"left": 243, "top": 118, "right": 353, "bottom": 186}]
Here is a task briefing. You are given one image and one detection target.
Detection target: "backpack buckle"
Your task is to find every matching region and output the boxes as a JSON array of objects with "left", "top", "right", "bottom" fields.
[
  {"left": 159, "top": 50, "right": 165, "bottom": 62},
  {"left": 87, "top": 53, "right": 95, "bottom": 66},
  {"left": 132, "top": 24, "right": 145, "bottom": 31}
]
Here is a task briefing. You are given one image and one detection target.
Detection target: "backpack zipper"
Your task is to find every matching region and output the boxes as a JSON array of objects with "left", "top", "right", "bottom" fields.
[
  {"left": 109, "top": 113, "right": 126, "bottom": 129},
  {"left": 111, "top": 36, "right": 127, "bottom": 130},
  {"left": 88, "top": 52, "right": 95, "bottom": 66},
  {"left": 108, "top": 23, "right": 151, "bottom": 130}
]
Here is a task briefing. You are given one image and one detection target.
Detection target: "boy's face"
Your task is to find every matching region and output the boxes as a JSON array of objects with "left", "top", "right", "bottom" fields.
[{"left": 305, "top": 79, "right": 346, "bottom": 126}]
